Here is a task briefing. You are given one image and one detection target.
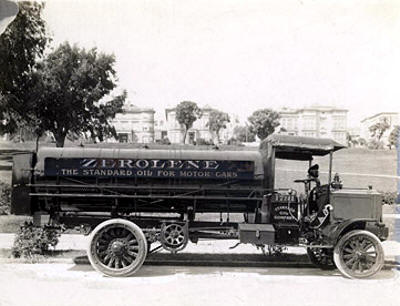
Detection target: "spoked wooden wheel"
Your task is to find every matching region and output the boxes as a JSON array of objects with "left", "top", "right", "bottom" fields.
[
  {"left": 87, "top": 219, "right": 148, "bottom": 277},
  {"left": 160, "top": 223, "right": 188, "bottom": 252},
  {"left": 307, "top": 247, "right": 336, "bottom": 270},
  {"left": 333, "top": 230, "right": 384, "bottom": 279}
]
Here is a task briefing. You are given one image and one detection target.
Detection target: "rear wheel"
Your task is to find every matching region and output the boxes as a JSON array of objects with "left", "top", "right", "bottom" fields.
[
  {"left": 87, "top": 219, "right": 148, "bottom": 277},
  {"left": 333, "top": 230, "right": 384, "bottom": 279}
]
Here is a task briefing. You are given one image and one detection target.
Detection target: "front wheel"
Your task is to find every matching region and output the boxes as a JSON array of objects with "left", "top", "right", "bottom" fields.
[
  {"left": 87, "top": 219, "right": 148, "bottom": 277},
  {"left": 333, "top": 230, "right": 384, "bottom": 279}
]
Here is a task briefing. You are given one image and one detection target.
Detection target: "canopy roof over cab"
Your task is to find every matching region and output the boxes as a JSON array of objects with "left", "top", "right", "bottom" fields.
[{"left": 261, "top": 134, "right": 346, "bottom": 161}]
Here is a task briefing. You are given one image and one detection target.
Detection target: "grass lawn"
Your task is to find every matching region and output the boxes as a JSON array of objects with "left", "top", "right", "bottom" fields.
[
  {"left": 0, "top": 215, "right": 32, "bottom": 233},
  {"left": 275, "top": 148, "right": 397, "bottom": 192}
]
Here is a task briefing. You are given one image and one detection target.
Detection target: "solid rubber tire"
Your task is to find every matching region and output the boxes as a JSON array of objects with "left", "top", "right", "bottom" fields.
[
  {"left": 333, "top": 230, "right": 384, "bottom": 279},
  {"left": 87, "top": 219, "right": 148, "bottom": 277}
]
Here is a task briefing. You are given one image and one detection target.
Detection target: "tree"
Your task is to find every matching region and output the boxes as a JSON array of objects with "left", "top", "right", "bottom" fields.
[
  {"left": 367, "top": 139, "right": 384, "bottom": 150},
  {"left": 27, "top": 42, "right": 126, "bottom": 147},
  {"left": 207, "top": 110, "right": 230, "bottom": 143},
  {"left": 248, "top": 109, "right": 280, "bottom": 140},
  {"left": 389, "top": 126, "right": 400, "bottom": 149},
  {"left": 369, "top": 117, "right": 390, "bottom": 141},
  {"left": 175, "top": 101, "right": 202, "bottom": 144},
  {"left": 233, "top": 125, "right": 256, "bottom": 142},
  {"left": 346, "top": 132, "right": 359, "bottom": 148},
  {"left": 0, "top": 1, "right": 50, "bottom": 136},
  {"left": 346, "top": 132, "right": 352, "bottom": 147},
  {"left": 358, "top": 137, "right": 367, "bottom": 147}
]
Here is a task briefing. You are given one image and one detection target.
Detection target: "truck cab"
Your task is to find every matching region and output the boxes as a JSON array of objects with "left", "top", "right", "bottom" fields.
[{"left": 254, "top": 135, "right": 388, "bottom": 278}]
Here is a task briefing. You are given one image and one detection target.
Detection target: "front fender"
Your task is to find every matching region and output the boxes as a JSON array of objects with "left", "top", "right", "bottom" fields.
[{"left": 322, "top": 218, "right": 388, "bottom": 244}]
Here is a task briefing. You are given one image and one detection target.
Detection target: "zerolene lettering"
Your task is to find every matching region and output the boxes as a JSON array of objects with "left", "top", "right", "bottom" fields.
[
  {"left": 81, "top": 159, "right": 97, "bottom": 168},
  {"left": 136, "top": 160, "right": 150, "bottom": 169},
  {"left": 186, "top": 160, "right": 200, "bottom": 169},
  {"left": 168, "top": 160, "right": 183, "bottom": 169},
  {"left": 152, "top": 160, "right": 165, "bottom": 169},
  {"left": 204, "top": 160, "right": 219, "bottom": 170},
  {"left": 47, "top": 157, "right": 254, "bottom": 179}
]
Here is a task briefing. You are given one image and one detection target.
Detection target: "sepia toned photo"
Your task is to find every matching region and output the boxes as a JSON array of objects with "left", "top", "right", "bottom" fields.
[{"left": 0, "top": 0, "right": 399, "bottom": 305}]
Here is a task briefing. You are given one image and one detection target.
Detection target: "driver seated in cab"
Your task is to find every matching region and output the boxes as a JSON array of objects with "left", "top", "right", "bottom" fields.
[{"left": 307, "top": 164, "right": 328, "bottom": 214}]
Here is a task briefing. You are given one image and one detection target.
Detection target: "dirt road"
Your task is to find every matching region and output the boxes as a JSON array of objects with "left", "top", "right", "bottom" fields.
[{"left": 0, "top": 262, "right": 398, "bottom": 306}]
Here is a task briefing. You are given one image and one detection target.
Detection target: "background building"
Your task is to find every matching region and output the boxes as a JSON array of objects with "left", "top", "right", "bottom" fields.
[
  {"left": 154, "top": 119, "right": 168, "bottom": 142},
  {"left": 110, "top": 103, "right": 155, "bottom": 143},
  {"left": 278, "top": 105, "right": 348, "bottom": 144},
  {"left": 220, "top": 114, "right": 240, "bottom": 144},
  {"left": 160, "top": 105, "right": 237, "bottom": 144},
  {"left": 360, "top": 112, "right": 399, "bottom": 146},
  {"left": 163, "top": 105, "right": 213, "bottom": 144}
]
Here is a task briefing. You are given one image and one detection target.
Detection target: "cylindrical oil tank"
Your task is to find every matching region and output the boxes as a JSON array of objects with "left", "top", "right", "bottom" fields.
[{"left": 12, "top": 147, "right": 267, "bottom": 215}]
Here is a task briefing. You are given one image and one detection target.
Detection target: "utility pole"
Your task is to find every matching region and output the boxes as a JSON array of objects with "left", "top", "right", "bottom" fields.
[
  {"left": 397, "top": 132, "right": 400, "bottom": 204},
  {"left": 245, "top": 123, "right": 248, "bottom": 143}
]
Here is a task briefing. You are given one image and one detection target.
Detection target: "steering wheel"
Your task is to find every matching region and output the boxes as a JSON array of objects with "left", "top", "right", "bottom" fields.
[{"left": 294, "top": 179, "right": 313, "bottom": 184}]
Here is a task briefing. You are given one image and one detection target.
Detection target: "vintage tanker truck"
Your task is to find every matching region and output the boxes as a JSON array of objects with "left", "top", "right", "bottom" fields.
[{"left": 10, "top": 134, "right": 388, "bottom": 278}]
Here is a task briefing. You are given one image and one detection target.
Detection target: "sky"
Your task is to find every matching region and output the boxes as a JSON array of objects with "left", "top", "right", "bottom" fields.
[{"left": 42, "top": 0, "right": 400, "bottom": 126}]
